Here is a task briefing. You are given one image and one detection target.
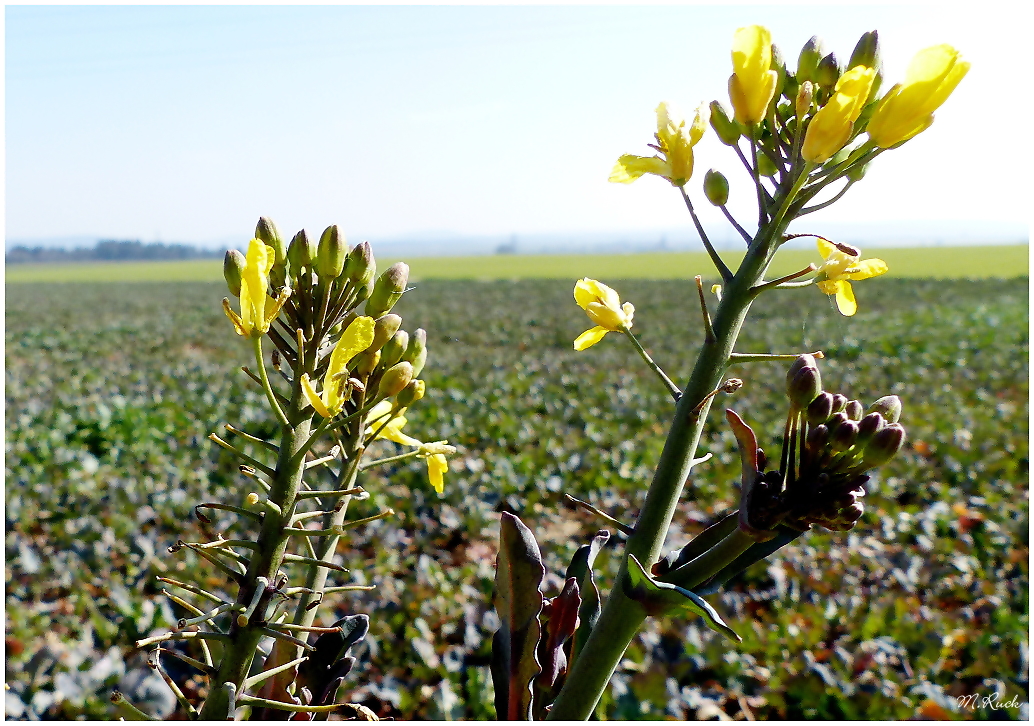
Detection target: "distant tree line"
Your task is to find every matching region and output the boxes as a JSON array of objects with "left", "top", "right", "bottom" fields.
[{"left": 5, "top": 240, "right": 223, "bottom": 264}]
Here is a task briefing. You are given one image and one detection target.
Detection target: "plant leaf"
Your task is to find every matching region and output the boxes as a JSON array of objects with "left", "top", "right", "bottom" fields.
[
  {"left": 490, "top": 512, "right": 545, "bottom": 720},
  {"left": 564, "top": 529, "right": 610, "bottom": 668}
]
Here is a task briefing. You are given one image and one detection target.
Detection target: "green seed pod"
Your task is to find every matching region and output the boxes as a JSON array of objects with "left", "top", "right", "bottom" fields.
[
  {"left": 403, "top": 328, "right": 427, "bottom": 378},
  {"left": 255, "top": 217, "right": 287, "bottom": 268},
  {"left": 807, "top": 392, "right": 834, "bottom": 427},
  {"left": 366, "top": 262, "right": 410, "bottom": 318},
  {"left": 223, "top": 249, "right": 245, "bottom": 297},
  {"left": 703, "top": 169, "right": 730, "bottom": 207},
  {"left": 316, "top": 225, "right": 347, "bottom": 280},
  {"left": 795, "top": 81, "right": 814, "bottom": 119},
  {"left": 815, "top": 52, "right": 841, "bottom": 90},
  {"left": 396, "top": 379, "right": 426, "bottom": 407},
  {"left": 848, "top": 30, "right": 879, "bottom": 71},
  {"left": 796, "top": 36, "right": 824, "bottom": 84},
  {"left": 861, "top": 423, "right": 905, "bottom": 468},
  {"left": 344, "top": 241, "right": 376, "bottom": 288},
  {"left": 353, "top": 349, "right": 380, "bottom": 378},
  {"left": 868, "top": 395, "right": 902, "bottom": 424},
  {"left": 378, "top": 361, "right": 414, "bottom": 399},
  {"left": 287, "top": 229, "right": 317, "bottom": 273},
  {"left": 380, "top": 330, "right": 409, "bottom": 368},
  {"left": 370, "top": 314, "right": 403, "bottom": 353},
  {"left": 709, "top": 101, "right": 741, "bottom": 146}
]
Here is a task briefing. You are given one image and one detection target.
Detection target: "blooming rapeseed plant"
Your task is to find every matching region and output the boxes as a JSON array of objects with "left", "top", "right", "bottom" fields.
[
  {"left": 573, "top": 278, "right": 634, "bottom": 351},
  {"left": 223, "top": 238, "right": 289, "bottom": 338},
  {"left": 301, "top": 316, "right": 376, "bottom": 418},
  {"left": 801, "top": 66, "right": 877, "bottom": 163},
  {"left": 866, "top": 44, "right": 969, "bottom": 148},
  {"left": 610, "top": 102, "right": 709, "bottom": 187},
  {"left": 814, "top": 238, "right": 888, "bottom": 316},
  {"left": 729, "top": 25, "right": 778, "bottom": 126}
]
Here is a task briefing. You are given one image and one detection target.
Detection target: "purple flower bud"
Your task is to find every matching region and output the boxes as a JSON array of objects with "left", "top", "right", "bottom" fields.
[
  {"left": 788, "top": 366, "right": 822, "bottom": 408},
  {"left": 830, "top": 419, "right": 859, "bottom": 452},
  {"left": 806, "top": 424, "right": 830, "bottom": 455},
  {"left": 807, "top": 392, "right": 834, "bottom": 426},
  {"left": 861, "top": 423, "right": 905, "bottom": 468},
  {"left": 830, "top": 394, "right": 848, "bottom": 415},
  {"left": 856, "top": 412, "right": 886, "bottom": 446},
  {"left": 786, "top": 354, "right": 818, "bottom": 388},
  {"left": 868, "top": 395, "right": 902, "bottom": 424},
  {"left": 845, "top": 399, "right": 864, "bottom": 421}
]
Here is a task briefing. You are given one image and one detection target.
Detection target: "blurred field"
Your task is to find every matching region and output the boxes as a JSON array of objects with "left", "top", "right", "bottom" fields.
[
  {"left": 5, "top": 243, "right": 1029, "bottom": 283},
  {"left": 5, "top": 276, "right": 1029, "bottom": 719}
]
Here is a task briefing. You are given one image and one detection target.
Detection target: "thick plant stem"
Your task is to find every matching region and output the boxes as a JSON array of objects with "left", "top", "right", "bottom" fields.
[
  {"left": 197, "top": 393, "right": 312, "bottom": 720},
  {"left": 547, "top": 224, "right": 785, "bottom": 720}
]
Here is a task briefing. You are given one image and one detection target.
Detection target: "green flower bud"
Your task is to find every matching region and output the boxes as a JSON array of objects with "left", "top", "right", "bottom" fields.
[
  {"left": 255, "top": 217, "right": 286, "bottom": 267},
  {"left": 848, "top": 30, "right": 879, "bottom": 71},
  {"left": 770, "top": 43, "right": 787, "bottom": 100},
  {"left": 316, "top": 225, "right": 347, "bottom": 280},
  {"left": 380, "top": 330, "right": 409, "bottom": 368},
  {"left": 847, "top": 161, "right": 870, "bottom": 183},
  {"left": 709, "top": 101, "right": 742, "bottom": 146},
  {"left": 796, "top": 36, "right": 824, "bottom": 84},
  {"left": 795, "top": 81, "right": 814, "bottom": 119},
  {"left": 815, "top": 52, "right": 841, "bottom": 89},
  {"left": 396, "top": 379, "right": 426, "bottom": 407},
  {"left": 344, "top": 241, "right": 376, "bottom": 288},
  {"left": 861, "top": 423, "right": 905, "bottom": 468},
  {"left": 807, "top": 392, "right": 834, "bottom": 426},
  {"left": 370, "top": 314, "right": 403, "bottom": 353},
  {"left": 366, "top": 262, "right": 410, "bottom": 318},
  {"left": 353, "top": 349, "right": 380, "bottom": 378},
  {"left": 223, "top": 249, "right": 245, "bottom": 297},
  {"left": 378, "top": 361, "right": 414, "bottom": 399},
  {"left": 287, "top": 229, "right": 317, "bottom": 273},
  {"left": 403, "top": 328, "right": 427, "bottom": 378},
  {"left": 845, "top": 400, "right": 864, "bottom": 421},
  {"left": 756, "top": 153, "right": 778, "bottom": 177},
  {"left": 703, "top": 169, "right": 730, "bottom": 206},
  {"left": 868, "top": 395, "right": 902, "bottom": 424}
]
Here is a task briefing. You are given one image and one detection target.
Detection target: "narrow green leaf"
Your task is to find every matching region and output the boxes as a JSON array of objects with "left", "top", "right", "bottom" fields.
[{"left": 565, "top": 530, "right": 610, "bottom": 668}]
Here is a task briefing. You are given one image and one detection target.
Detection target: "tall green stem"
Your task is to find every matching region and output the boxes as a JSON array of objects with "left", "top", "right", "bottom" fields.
[{"left": 547, "top": 222, "right": 785, "bottom": 720}]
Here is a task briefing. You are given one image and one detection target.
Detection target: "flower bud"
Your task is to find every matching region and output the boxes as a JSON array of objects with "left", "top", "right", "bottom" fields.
[
  {"left": 795, "top": 81, "right": 814, "bottom": 119},
  {"left": 403, "top": 328, "right": 427, "bottom": 377},
  {"left": 378, "top": 361, "right": 414, "bottom": 399},
  {"left": 371, "top": 314, "right": 403, "bottom": 353},
  {"left": 868, "top": 395, "right": 902, "bottom": 424},
  {"left": 806, "top": 423, "right": 830, "bottom": 455},
  {"left": 788, "top": 366, "right": 822, "bottom": 409},
  {"left": 709, "top": 101, "right": 742, "bottom": 146},
  {"left": 223, "top": 249, "right": 245, "bottom": 297},
  {"left": 353, "top": 349, "right": 380, "bottom": 378},
  {"left": 287, "top": 229, "right": 317, "bottom": 272},
  {"left": 786, "top": 354, "right": 817, "bottom": 386},
  {"left": 770, "top": 43, "right": 787, "bottom": 100},
  {"left": 396, "top": 379, "right": 426, "bottom": 407},
  {"left": 848, "top": 30, "right": 879, "bottom": 71},
  {"left": 861, "top": 423, "right": 905, "bottom": 468},
  {"left": 343, "top": 240, "right": 375, "bottom": 288},
  {"left": 316, "top": 225, "right": 347, "bottom": 280},
  {"left": 830, "top": 419, "right": 859, "bottom": 453},
  {"left": 807, "top": 392, "right": 834, "bottom": 426},
  {"left": 703, "top": 169, "right": 730, "bottom": 206},
  {"left": 380, "top": 330, "right": 409, "bottom": 368},
  {"left": 815, "top": 52, "right": 841, "bottom": 89},
  {"left": 845, "top": 399, "right": 864, "bottom": 421},
  {"left": 255, "top": 217, "right": 287, "bottom": 267},
  {"left": 847, "top": 161, "right": 870, "bottom": 183},
  {"left": 827, "top": 411, "right": 849, "bottom": 434},
  {"left": 756, "top": 153, "right": 778, "bottom": 177},
  {"left": 796, "top": 36, "right": 824, "bottom": 84},
  {"left": 366, "top": 262, "right": 410, "bottom": 318},
  {"left": 855, "top": 412, "right": 886, "bottom": 447},
  {"left": 830, "top": 394, "right": 848, "bottom": 415}
]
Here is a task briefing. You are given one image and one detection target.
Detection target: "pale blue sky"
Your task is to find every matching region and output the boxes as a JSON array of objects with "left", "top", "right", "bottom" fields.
[{"left": 5, "top": 4, "right": 1028, "bottom": 249}]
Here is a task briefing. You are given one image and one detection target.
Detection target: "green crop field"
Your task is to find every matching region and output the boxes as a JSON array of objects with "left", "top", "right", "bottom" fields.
[
  {"left": 4, "top": 244, "right": 1029, "bottom": 283},
  {"left": 5, "top": 276, "right": 1029, "bottom": 720}
]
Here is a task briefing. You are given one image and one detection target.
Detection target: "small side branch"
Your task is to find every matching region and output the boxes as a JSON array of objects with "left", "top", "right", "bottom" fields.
[
  {"left": 680, "top": 187, "right": 734, "bottom": 282},
  {"left": 695, "top": 276, "right": 716, "bottom": 344},
  {"left": 750, "top": 264, "right": 818, "bottom": 296},
  {"left": 622, "top": 329, "right": 682, "bottom": 402},
  {"left": 729, "top": 350, "right": 824, "bottom": 364},
  {"left": 563, "top": 494, "right": 635, "bottom": 536},
  {"left": 208, "top": 433, "right": 276, "bottom": 477},
  {"left": 719, "top": 204, "right": 754, "bottom": 246},
  {"left": 224, "top": 423, "right": 278, "bottom": 452},
  {"left": 690, "top": 379, "right": 743, "bottom": 419}
]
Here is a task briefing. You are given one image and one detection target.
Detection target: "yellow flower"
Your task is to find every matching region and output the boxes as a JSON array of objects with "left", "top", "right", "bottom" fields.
[
  {"left": 802, "top": 66, "right": 877, "bottom": 163},
  {"left": 223, "top": 238, "right": 289, "bottom": 338},
  {"left": 814, "top": 238, "right": 888, "bottom": 316},
  {"left": 301, "top": 316, "right": 376, "bottom": 418},
  {"left": 729, "top": 25, "right": 779, "bottom": 126},
  {"left": 573, "top": 278, "right": 634, "bottom": 351},
  {"left": 365, "top": 401, "right": 453, "bottom": 494},
  {"left": 866, "top": 44, "right": 969, "bottom": 148},
  {"left": 610, "top": 102, "right": 708, "bottom": 187}
]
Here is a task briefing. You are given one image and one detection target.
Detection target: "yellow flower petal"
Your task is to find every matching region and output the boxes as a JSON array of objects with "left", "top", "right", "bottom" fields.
[
  {"left": 222, "top": 298, "right": 247, "bottom": 337},
  {"left": 574, "top": 327, "right": 609, "bottom": 351},
  {"left": 239, "top": 239, "right": 274, "bottom": 337},
  {"left": 609, "top": 154, "right": 670, "bottom": 184},
  {"left": 426, "top": 453, "right": 448, "bottom": 494},
  {"left": 730, "top": 25, "right": 778, "bottom": 125},
  {"left": 846, "top": 258, "right": 889, "bottom": 280},
  {"left": 833, "top": 280, "right": 858, "bottom": 317},
  {"left": 323, "top": 316, "right": 375, "bottom": 413},
  {"left": 300, "top": 373, "right": 331, "bottom": 419},
  {"left": 802, "top": 66, "right": 876, "bottom": 163}
]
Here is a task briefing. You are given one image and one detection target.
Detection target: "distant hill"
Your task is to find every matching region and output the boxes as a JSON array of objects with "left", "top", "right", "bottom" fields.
[{"left": 5, "top": 239, "right": 222, "bottom": 264}]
